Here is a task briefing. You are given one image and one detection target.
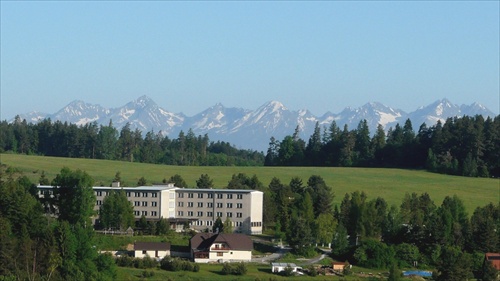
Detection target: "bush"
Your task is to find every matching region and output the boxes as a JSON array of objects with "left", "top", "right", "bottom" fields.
[
  {"left": 221, "top": 262, "right": 247, "bottom": 276},
  {"left": 307, "top": 265, "right": 318, "bottom": 277},
  {"left": 141, "top": 270, "right": 155, "bottom": 278},
  {"left": 160, "top": 256, "right": 198, "bottom": 272},
  {"left": 221, "top": 263, "right": 233, "bottom": 275},
  {"left": 282, "top": 266, "right": 294, "bottom": 277}
]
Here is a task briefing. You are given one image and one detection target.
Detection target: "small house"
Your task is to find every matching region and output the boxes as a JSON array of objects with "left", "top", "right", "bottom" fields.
[
  {"left": 190, "top": 233, "right": 253, "bottom": 263},
  {"left": 134, "top": 242, "right": 171, "bottom": 259},
  {"left": 271, "top": 263, "right": 302, "bottom": 274},
  {"left": 332, "top": 261, "right": 347, "bottom": 272}
]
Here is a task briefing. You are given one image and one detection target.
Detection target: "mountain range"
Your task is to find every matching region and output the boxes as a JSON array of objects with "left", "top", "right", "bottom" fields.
[{"left": 13, "top": 96, "right": 496, "bottom": 152}]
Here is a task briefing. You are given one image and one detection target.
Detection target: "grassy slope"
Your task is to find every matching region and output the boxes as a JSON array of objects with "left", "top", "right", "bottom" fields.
[{"left": 1, "top": 153, "right": 498, "bottom": 213}]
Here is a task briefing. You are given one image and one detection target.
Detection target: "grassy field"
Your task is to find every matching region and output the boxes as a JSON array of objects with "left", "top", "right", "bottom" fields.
[
  {"left": 1, "top": 153, "right": 498, "bottom": 213},
  {"left": 114, "top": 263, "right": 397, "bottom": 281}
]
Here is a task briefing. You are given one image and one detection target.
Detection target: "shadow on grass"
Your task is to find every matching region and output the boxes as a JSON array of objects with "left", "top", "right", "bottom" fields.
[
  {"left": 208, "top": 270, "right": 226, "bottom": 276},
  {"left": 257, "top": 267, "right": 273, "bottom": 274}
]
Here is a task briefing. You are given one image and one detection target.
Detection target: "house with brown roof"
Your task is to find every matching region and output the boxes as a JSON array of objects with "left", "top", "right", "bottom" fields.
[
  {"left": 190, "top": 233, "right": 253, "bottom": 263},
  {"left": 134, "top": 242, "right": 171, "bottom": 259},
  {"left": 485, "top": 253, "right": 500, "bottom": 279}
]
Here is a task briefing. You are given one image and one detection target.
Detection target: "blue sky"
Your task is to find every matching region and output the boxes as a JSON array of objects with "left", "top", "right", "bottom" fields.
[{"left": 1, "top": 1, "right": 499, "bottom": 119}]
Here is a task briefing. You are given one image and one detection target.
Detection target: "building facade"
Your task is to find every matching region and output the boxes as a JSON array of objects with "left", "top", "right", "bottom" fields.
[{"left": 37, "top": 183, "right": 263, "bottom": 234}]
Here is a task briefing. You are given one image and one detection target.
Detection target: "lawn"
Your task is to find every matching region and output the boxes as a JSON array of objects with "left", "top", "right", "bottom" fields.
[{"left": 1, "top": 153, "right": 498, "bottom": 213}]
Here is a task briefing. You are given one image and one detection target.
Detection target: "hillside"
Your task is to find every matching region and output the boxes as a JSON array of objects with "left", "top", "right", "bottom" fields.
[{"left": 1, "top": 153, "right": 497, "bottom": 213}]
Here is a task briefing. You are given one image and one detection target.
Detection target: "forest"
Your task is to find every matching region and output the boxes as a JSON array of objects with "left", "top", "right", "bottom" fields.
[
  {"left": 1, "top": 114, "right": 499, "bottom": 178},
  {"left": 265, "top": 115, "right": 500, "bottom": 178},
  {"left": 1, "top": 166, "right": 498, "bottom": 281},
  {"left": 0, "top": 118, "right": 264, "bottom": 166}
]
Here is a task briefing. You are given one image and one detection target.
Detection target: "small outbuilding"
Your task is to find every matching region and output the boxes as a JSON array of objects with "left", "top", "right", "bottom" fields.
[
  {"left": 271, "top": 263, "right": 302, "bottom": 274},
  {"left": 332, "top": 261, "right": 347, "bottom": 272},
  {"left": 134, "top": 242, "right": 171, "bottom": 259}
]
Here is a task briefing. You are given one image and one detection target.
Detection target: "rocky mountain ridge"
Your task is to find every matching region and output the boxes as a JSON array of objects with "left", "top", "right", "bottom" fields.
[{"left": 12, "top": 96, "right": 496, "bottom": 151}]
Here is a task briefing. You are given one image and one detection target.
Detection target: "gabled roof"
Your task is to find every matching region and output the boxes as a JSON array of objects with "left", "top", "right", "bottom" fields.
[
  {"left": 134, "top": 242, "right": 171, "bottom": 251},
  {"left": 485, "top": 253, "right": 500, "bottom": 270},
  {"left": 190, "top": 233, "right": 253, "bottom": 251}
]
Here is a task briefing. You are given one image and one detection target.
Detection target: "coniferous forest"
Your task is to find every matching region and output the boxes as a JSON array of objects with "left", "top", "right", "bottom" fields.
[
  {"left": 0, "top": 117, "right": 264, "bottom": 166},
  {"left": 1, "top": 114, "right": 499, "bottom": 177},
  {"left": 265, "top": 115, "right": 500, "bottom": 178}
]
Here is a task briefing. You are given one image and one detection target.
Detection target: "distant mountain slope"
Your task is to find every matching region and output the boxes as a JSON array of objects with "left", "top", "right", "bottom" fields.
[{"left": 11, "top": 96, "right": 496, "bottom": 151}]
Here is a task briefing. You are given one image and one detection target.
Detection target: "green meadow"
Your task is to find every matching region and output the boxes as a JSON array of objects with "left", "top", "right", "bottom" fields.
[{"left": 1, "top": 153, "right": 498, "bottom": 213}]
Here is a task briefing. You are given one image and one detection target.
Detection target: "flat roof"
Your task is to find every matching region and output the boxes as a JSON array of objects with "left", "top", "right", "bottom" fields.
[{"left": 37, "top": 185, "right": 262, "bottom": 193}]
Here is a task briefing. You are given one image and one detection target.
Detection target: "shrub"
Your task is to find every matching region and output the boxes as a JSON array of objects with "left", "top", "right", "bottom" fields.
[
  {"left": 307, "top": 265, "right": 318, "bottom": 277},
  {"left": 160, "top": 256, "right": 198, "bottom": 272},
  {"left": 234, "top": 262, "right": 247, "bottom": 275},
  {"left": 221, "top": 263, "right": 233, "bottom": 275}
]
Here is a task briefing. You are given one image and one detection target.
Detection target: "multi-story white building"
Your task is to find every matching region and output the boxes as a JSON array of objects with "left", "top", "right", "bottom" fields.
[{"left": 36, "top": 183, "right": 264, "bottom": 234}]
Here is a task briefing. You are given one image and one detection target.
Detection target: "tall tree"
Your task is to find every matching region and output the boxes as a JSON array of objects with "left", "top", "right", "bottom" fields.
[
  {"left": 99, "top": 189, "right": 135, "bottom": 231},
  {"left": 52, "top": 167, "right": 96, "bottom": 226}
]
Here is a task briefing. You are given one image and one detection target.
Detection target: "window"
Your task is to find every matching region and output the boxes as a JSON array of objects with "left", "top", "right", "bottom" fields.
[
  {"left": 216, "top": 212, "right": 223, "bottom": 217},
  {"left": 188, "top": 193, "right": 194, "bottom": 198},
  {"left": 227, "top": 203, "right": 233, "bottom": 208},
  {"left": 227, "top": 194, "right": 233, "bottom": 199},
  {"left": 96, "top": 200, "right": 102, "bottom": 205},
  {"left": 236, "top": 221, "right": 242, "bottom": 226},
  {"left": 197, "top": 211, "right": 203, "bottom": 217},
  {"left": 207, "top": 221, "right": 213, "bottom": 226},
  {"left": 151, "top": 201, "right": 157, "bottom": 207},
  {"left": 207, "top": 202, "right": 213, "bottom": 208},
  {"left": 152, "top": 193, "right": 157, "bottom": 198},
  {"left": 142, "top": 250, "right": 147, "bottom": 254},
  {"left": 134, "top": 211, "right": 140, "bottom": 216},
  {"left": 217, "top": 252, "right": 223, "bottom": 257},
  {"left": 126, "top": 192, "right": 131, "bottom": 197},
  {"left": 178, "top": 211, "right": 184, "bottom": 216},
  {"left": 237, "top": 194, "right": 243, "bottom": 199},
  {"left": 237, "top": 212, "right": 242, "bottom": 218},
  {"left": 217, "top": 203, "right": 223, "bottom": 208},
  {"left": 207, "top": 212, "right": 213, "bottom": 217},
  {"left": 96, "top": 191, "right": 102, "bottom": 196},
  {"left": 178, "top": 193, "right": 184, "bottom": 198},
  {"left": 135, "top": 192, "right": 140, "bottom": 197},
  {"left": 188, "top": 211, "right": 194, "bottom": 217},
  {"left": 198, "top": 193, "right": 203, "bottom": 198},
  {"left": 188, "top": 202, "right": 194, "bottom": 207},
  {"left": 237, "top": 203, "right": 243, "bottom": 209},
  {"left": 142, "top": 201, "right": 148, "bottom": 207},
  {"left": 227, "top": 212, "right": 232, "bottom": 217},
  {"left": 142, "top": 211, "right": 147, "bottom": 216},
  {"left": 134, "top": 201, "right": 140, "bottom": 206},
  {"left": 217, "top": 194, "right": 223, "bottom": 199},
  {"left": 178, "top": 202, "right": 184, "bottom": 207},
  {"left": 198, "top": 202, "right": 203, "bottom": 207},
  {"left": 152, "top": 211, "right": 157, "bottom": 216},
  {"left": 207, "top": 193, "right": 213, "bottom": 199},
  {"left": 142, "top": 192, "right": 148, "bottom": 197}
]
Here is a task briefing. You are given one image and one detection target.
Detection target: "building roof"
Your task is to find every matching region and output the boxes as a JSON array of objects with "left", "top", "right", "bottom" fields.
[
  {"left": 272, "top": 263, "right": 299, "bottom": 268},
  {"left": 37, "top": 185, "right": 262, "bottom": 194},
  {"left": 134, "top": 242, "right": 171, "bottom": 251},
  {"left": 177, "top": 188, "right": 263, "bottom": 194},
  {"left": 485, "top": 253, "right": 500, "bottom": 270},
  {"left": 190, "top": 233, "right": 253, "bottom": 251}
]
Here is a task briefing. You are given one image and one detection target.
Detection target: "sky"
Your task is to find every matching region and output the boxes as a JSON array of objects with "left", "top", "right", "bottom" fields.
[{"left": 1, "top": 1, "right": 499, "bottom": 120}]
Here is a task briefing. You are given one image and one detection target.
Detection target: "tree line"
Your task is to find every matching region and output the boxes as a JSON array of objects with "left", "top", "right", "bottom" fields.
[
  {"left": 265, "top": 115, "right": 500, "bottom": 177},
  {"left": 0, "top": 117, "right": 264, "bottom": 166},
  {"left": 0, "top": 165, "right": 117, "bottom": 281}
]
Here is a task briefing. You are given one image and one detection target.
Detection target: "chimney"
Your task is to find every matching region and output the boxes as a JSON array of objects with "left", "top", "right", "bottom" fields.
[{"left": 112, "top": 181, "right": 120, "bottom": 188}]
